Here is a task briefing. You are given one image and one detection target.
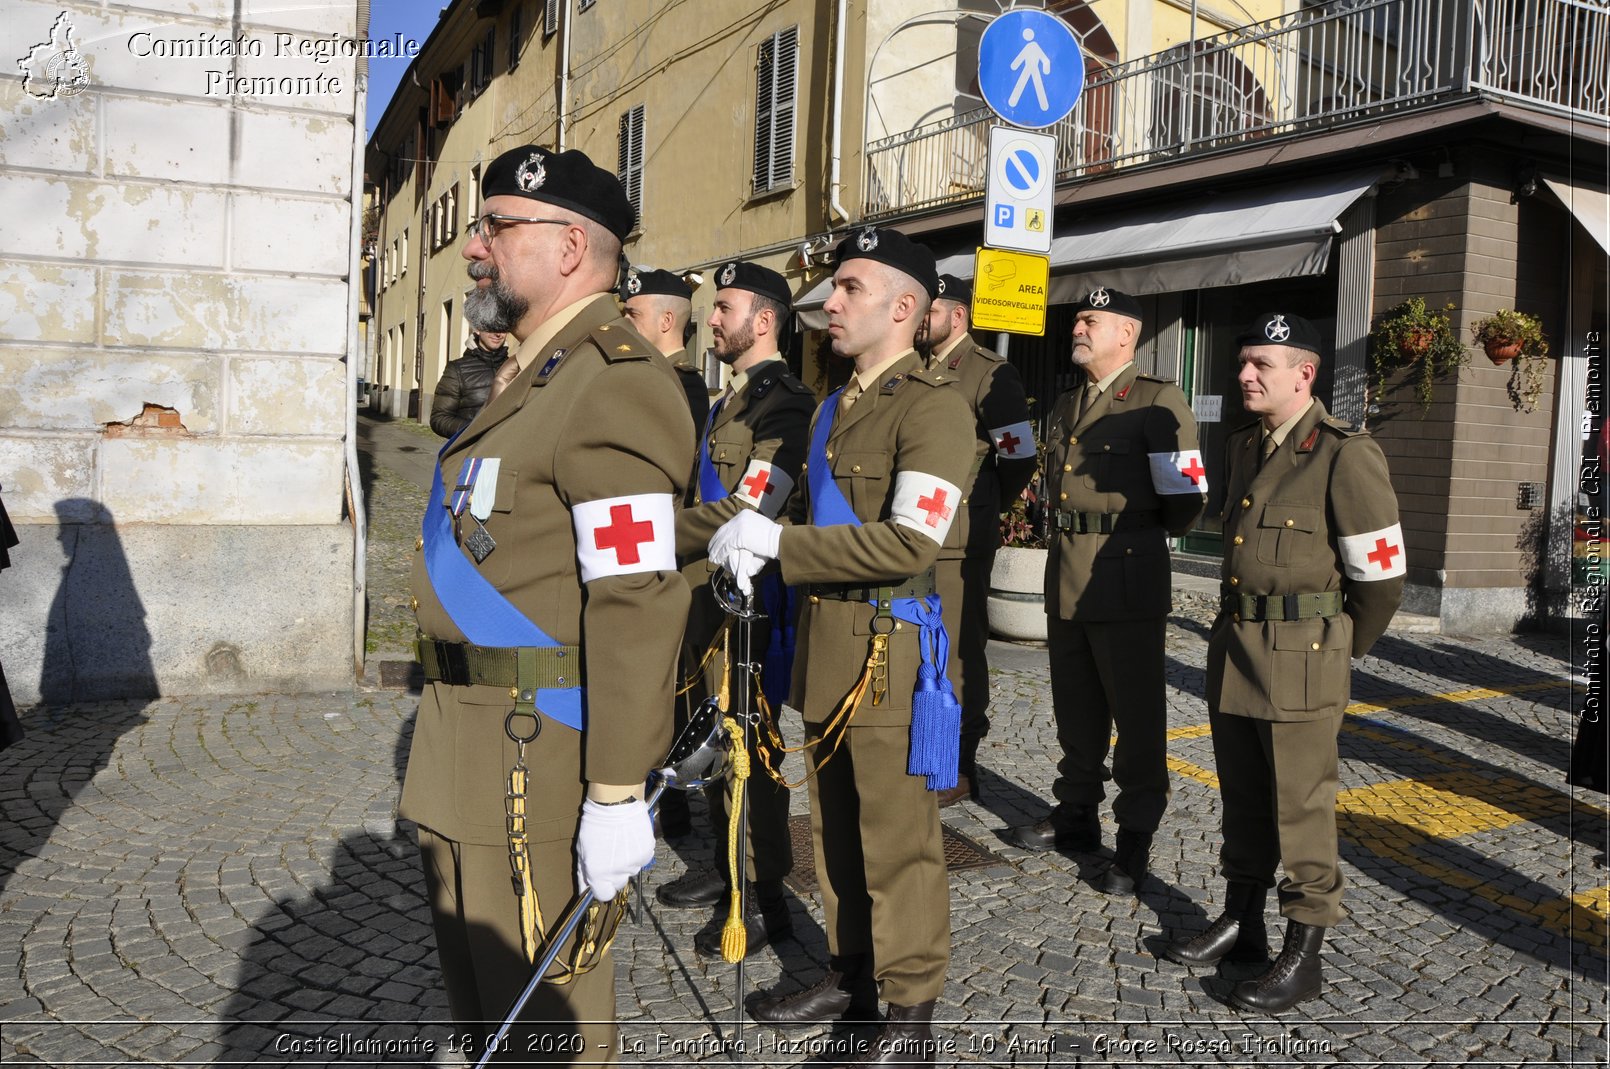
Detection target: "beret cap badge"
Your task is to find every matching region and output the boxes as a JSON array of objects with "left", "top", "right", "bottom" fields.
[
  {"left": 624, "top": 273, "right": 642, "bottom": 295},
  {"left": 1264, "top": 314, "right": 1291, "bottom": 342},
  {"left": 1088, "top": 287, "right": 1111, "bottom": 308},
  {"left": 856, "top": 227, "right": 880, "bottom": 252},
  {"left": 719, "top": 262, "right": 738, "bottom": 286},
  {"left": 515, "top": 152, "right": 546, "bottom": 192}
]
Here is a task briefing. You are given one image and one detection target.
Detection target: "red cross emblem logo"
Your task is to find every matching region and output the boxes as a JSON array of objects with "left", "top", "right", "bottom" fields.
[
  {"left": 742, "top": 469, "right": 775, "bottom": 499},
  {"left": 1366, "top": 537, "right": 1401, "bottom": 572},
  {"left": 916, "top": 488, "right": 952, "bottom": 528},
  {"left": 1179, "top": 457, "right": 1206, "bottom": 485},
  {"left": 593, "top": 504, "right": 655, "bottom": 566},
  {"left": 996, "top": 430, "right": 1022, "bottom": 455}
]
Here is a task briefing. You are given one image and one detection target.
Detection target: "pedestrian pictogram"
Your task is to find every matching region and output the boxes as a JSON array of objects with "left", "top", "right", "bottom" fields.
[{"left": 978, "top": 9, "right": 1086, "bottom": 129}]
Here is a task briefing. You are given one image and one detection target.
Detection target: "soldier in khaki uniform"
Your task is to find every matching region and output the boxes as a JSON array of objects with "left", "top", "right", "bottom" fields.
[
  {"left": 1166, "top": 312, "right": 1404, "bottom": 1013},
  {"left": 622, "top": 267, "right": 711, "bottom": 443},
  {"left": 403, "top": 145, "right": 693, "bottom": 1064},
  {"left": 709, "top": 228, "right": 973, "bottom": 1068},
  {"left": 1005, "top": 287, "right": 1206, "bottom": 898},
  {"left": 920, "top": 273, "right": 1038, "bottom": 807},
  {"left": 658, "top": 260, "right": 814, "bottom": 958}
]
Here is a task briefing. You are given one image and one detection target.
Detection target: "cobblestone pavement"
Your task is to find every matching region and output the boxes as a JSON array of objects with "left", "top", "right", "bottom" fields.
[{"left": 0, "top": 417, "right": 1604, "bottom": 1067}]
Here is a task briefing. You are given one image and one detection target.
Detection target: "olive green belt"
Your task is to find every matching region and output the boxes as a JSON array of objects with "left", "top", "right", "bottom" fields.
[
  {"left": 808, "top": 568, "right": 936, "bottom": 604},
  {"left": 415, "top": 637, "right": 581, "bottom": 693},
  {"left": 1222, "top": 591, "right": 1343, "bottom": 623},
  {"left": 1049, "top": 509, "right": 1161, "bottom": 534}
]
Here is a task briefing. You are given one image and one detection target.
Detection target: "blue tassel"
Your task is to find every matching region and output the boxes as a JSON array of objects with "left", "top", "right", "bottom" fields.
[{"left": 908, "top": 660, "right": 961, "bottom": 791}]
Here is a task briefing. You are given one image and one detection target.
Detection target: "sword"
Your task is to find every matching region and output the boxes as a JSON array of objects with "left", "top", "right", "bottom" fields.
[{"left": 473, "top": 699, "right": 732, "bottom": 1069}]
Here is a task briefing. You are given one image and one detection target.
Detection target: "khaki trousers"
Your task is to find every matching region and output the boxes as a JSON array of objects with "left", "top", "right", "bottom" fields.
[{"left": 417, "top": 828, "right": 620, "bottom": 1066}]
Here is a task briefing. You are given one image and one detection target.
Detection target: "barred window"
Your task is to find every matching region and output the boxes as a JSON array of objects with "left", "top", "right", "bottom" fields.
[{"left": 753, "top": 26, "right": 798, "bottom": 194}]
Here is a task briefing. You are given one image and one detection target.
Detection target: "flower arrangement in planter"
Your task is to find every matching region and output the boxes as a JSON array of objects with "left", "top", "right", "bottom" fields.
[
  {"left": 1471, "top": 308, "right": 1549, "bottom": 413},
  {"left": 1368, "top": 297, "right": 1467, "bottom": 414}
]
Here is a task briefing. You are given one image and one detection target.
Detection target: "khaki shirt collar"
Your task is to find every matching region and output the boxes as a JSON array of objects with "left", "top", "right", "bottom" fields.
[
  {"left": 1091, "top": 359, "right": 1133, "bottom": 395},
  {"left": 512, "top": 293, "right": 609, "bottom": 371},
  {"left": 1266, "top": 398, "right": 1317, "bottom": 449},
  {"left": 728, "top": 353, "right": 783, "bottom": 395},
  {"left": 854, "top": 348, "right": 916, "bottom": 393},
  {"left": 929, "top": 331, "right": 970, "bottom": 366}
]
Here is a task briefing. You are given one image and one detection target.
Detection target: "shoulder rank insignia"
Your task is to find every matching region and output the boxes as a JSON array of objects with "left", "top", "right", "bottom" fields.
[
  {"left": 1297, "top": 426, "right": 1321, "bottom": 452},
  {"left": 947, "top": 350, "right": 966, "bottom": 370},
  {"left": 880, "top": 373, "right": 906, "bottom": 393},
  {"left": 1115, "top": 383, "right": 1133, "bottom": 401},
  {"left": 751, "top": 372, "right": 777, "bottom": 399},
  {"left": 1321, "top": 415, "right": 1362, "bottom": 436}
]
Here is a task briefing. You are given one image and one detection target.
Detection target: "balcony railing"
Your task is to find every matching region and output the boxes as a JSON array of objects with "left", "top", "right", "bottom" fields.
[{"left": 863, "top": 0, "right": 1609, "bottom": 219}]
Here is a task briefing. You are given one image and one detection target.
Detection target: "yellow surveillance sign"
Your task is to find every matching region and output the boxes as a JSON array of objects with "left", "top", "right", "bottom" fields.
[{"left": 970, "top": 247, "right": 1050, "bottom": 336}]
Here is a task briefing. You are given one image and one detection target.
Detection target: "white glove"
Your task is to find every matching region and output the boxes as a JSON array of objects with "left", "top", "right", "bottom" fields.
[
  {"left": 708, "top": 510, "right": 782, "bottom": 592},
  {"left": 575, "top": 797, "right": 654, "bottom": 901}
]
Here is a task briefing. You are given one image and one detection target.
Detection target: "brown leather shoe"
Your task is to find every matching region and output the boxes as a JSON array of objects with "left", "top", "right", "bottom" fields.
[
  {"left": 837, "top": 1000, "right": 937, "bottom": 1067},
  {"left": 752, "top": 958, "right": 878, "bottom": 1025},
  {"left": 935, "top": 773, "right": 976, "bottom": 808}
]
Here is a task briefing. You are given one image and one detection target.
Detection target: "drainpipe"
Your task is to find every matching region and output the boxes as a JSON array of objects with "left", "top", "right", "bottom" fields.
[
  {"left": 827, "top": 0, "right": 849, "bottom": 222},
  {"left": 558, "top": 0, "right": 573, "bottom": 150},
  {"left": 347, "top": 0, "right": 372, "bottom": 680}
]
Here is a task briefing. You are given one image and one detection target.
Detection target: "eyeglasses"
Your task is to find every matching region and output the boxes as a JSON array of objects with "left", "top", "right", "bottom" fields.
[{"left": 467, "top": 213, "right": 570, "bottom": 243}]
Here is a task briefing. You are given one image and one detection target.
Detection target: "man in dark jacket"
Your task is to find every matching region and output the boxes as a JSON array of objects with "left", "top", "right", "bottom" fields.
[{"left": 429, "top": 330, "right": 508, "bottom": 438}]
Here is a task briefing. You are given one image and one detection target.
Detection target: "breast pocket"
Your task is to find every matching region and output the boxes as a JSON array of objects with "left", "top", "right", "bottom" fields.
[
  {"left": 833, "top": 449, "right": 890, "bottom": 519},
  {"left": 707, "top": 434, "right": 745, "bottom": 480},
  {"left": 1081, "top": 438, "right": 1131, "bottom": 493},
  {"left": 1255, "top": 503, "right": 1321, "bottom": 567}
]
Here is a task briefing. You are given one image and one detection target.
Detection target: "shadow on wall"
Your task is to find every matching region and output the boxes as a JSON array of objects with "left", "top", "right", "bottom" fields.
[{"left": 40, "top": 499, "right": 157, "bottom": 705}]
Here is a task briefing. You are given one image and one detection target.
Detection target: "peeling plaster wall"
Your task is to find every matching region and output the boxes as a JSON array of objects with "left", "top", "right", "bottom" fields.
[{"left": 1, "top": 0, "right": 360, "bottom": 702}]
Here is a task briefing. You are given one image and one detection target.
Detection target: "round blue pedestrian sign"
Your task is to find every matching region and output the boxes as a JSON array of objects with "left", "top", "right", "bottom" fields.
[{"left": 977, "top": 9, "right": 1086, "bottom": 129}]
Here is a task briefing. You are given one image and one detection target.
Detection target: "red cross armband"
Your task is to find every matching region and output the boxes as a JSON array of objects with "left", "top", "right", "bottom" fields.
[
  {"left": 990, "top": 421, "right": 1036, "bottom": 460},
  {"left": 1148, "top": 450, "right": 1209, "bottom": 495},
  {"left": 573, "top": 493, "right": 677, "bottom": 582},
  {"left": 1339, "top": 523, "right": 1406, "bottom": 581},
  {"left": 734, "top": 459, "right": 795, "bottom": 519},
  {"left": 890, "top": 471, "right": 963, "bottom": 545}
]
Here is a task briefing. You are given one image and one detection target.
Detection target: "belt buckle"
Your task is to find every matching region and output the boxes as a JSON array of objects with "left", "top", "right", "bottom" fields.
[{"left": 439, "top": 643, "right": 471, "bottom": 686}]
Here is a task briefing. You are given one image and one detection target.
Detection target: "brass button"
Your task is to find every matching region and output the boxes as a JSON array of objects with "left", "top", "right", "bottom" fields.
[
  {"left": 719, "top": 450, "right": 727, "bottom": 460},
  {"left": 509, "top": 687, "right": 519, "bottom": 699},
  {"left": 1069, "top": 435, "right": 1078, "bottom": 445},
  {"left": 852, "top": 464, "right": 861, "bottom": 473},
  {"left": 1284, "top": 518, "right": 1295, "bottom": 528},
  {"left": 1063, "top": 463, "right": 1072, "bottom": 472},
  {"left": 825, "top": 450, "right": 834, "bottom": 460},
  {"left": 809, "top": 595, "right": 820, "bottom": 604},
  {"left": 1124, "top": 548, "right": 1132, "bottom": 556},
  {"left": 409, "top": 596, "right": 419, "bottom": 611},
  {"left": 1059, "top": 492, "right": 1068, "bottom": 501},
  {"left": 961, "top": 497, "right": 969, "bottom": 505},
  {"left": 1233, "top": 535, "right": 1244, "bottom": 546},
  {"left": 1103, "top": 444, "right": 1111, "bottom": 452},
  {"left": 1229, "top": 576, "right": 1240, "bottom": 586},
  {"left": 1240, "top": 497, "right": 1252, "bottom": 508},
  {"left": 894, "top": 622, "right": 903, "bottom": 631},
  {"left": 1311, "top": 642, "right": 1321, "bottom": 650},
  {"left": 415, "top": 536, "right": 424, "bottom": 550}
]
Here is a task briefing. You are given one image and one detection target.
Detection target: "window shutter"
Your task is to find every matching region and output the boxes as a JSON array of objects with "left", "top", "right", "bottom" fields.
[
  {"left": 753, "top": 26, "right": 798, "bottom": 193},
  {"left": 617, "top": 104, "right": 644, "bottom": 224},
  {"left": 544, "top": 0, "right": 559, "bottom": 35}
]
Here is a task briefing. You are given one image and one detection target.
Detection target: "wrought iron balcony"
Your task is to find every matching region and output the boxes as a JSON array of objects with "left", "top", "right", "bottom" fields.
[{"left": 863, "top": 0, "right": 1609, "bottom": 219}]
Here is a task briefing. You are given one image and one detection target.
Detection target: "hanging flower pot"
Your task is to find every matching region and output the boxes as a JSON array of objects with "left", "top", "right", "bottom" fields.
[
  {"left": 1397, "top": 327, "right": 1436, "bottom": 362},
  {"left": 1483, "top": 338, "right": 1522, "bottom": 365},
  {"left": 1471, "top": 309, "right": 1550, "bottom": 411}
]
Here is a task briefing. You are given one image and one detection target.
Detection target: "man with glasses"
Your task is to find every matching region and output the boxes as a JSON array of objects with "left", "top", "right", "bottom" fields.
[{"left": 404, "top": 145, "right": 694, "bottom": 1061}]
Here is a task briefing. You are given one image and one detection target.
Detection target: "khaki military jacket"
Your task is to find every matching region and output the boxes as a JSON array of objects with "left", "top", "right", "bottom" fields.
[
  {"left": 776, "top": 351, "right": 975, "bottom": 727},
  {"left": 675, "top": 359, "right": 815, "bottom": 646},
  {"left": 403, "top": 294, "right": 695, "bottom": 846},
  {"left": 929, "top": 333, "right": 1038, "bottom": 561},
  {"left": 1044, "top": 362, "right": 1206, "bottom": 622},
  {"left": 1207, "top": 399, "right": 1405, "bottom": 722}
]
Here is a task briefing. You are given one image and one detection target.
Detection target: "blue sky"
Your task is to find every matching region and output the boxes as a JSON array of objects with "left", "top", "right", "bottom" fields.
[{"left": 366, "top": 2, "right": 446, "bottom": 141}]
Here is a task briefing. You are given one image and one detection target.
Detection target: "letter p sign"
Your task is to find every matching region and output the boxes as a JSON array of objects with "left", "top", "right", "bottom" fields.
[{"left": 993, "top": 204, "right": 1015, "bottom": 228}]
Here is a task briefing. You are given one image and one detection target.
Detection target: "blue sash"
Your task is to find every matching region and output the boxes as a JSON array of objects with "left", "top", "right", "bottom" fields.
[
  {"left": 805, "top": 390, "right": 961, "bottom": 790},
  {"left": 697, "top": 399, "right": 797, "bottom": 710},
  {"left": 421, "top": 439, "right": 585, "bottom": 731}
]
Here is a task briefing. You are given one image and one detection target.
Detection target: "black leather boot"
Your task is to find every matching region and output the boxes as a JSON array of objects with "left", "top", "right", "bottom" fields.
[
  {"left": 838, "top": 1000, "right": 937, "bottom": 1067},
  {"left": 655, "top": 867, "right": 726, "bottom": 909},
  {"left": 1231, "top": 919, "right": 1325, "bottom": 1012},
  {"left": 694, "top": 880, "right": 793, "bottom": 957},
  {"left": 1166, "top": 881, "right": 1269, "bottom": 966},
  {"left": 752, "top": 955, "right": 878, "bottom": 1025},
  {"left": 1097, "top": 829, "right": 1152, "bottom": 895},
  {"left": 1004, "top": 805, "right": 1099, "bottom": 852}
]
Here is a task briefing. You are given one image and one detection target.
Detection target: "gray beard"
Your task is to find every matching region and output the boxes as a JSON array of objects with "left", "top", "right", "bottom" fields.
[{"left": 465, "top": 265, "right": 528, "bottom": 333}]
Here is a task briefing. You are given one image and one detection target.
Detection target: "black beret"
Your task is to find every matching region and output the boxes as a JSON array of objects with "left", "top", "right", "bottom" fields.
[
  {"left": 833, "top": 226, "right": 939, "bottom": 299},
  {"left": 935, "top": 274, "right": 972, "bottom": 306},
  {"left": 713, "top": 260, "right": 793, "bottom": 310},
  {"left": 1071, "top": 285, "right": 1143, "bottom": 322},
  {"left": 621, "top": 268, "right": 690, "bottom": 301},
  {"left": 1236, "top": 312, "right": 1323, "bottom": 355},
  {"left": 481, "top": 144, "right": 636, "bottom": 242}
]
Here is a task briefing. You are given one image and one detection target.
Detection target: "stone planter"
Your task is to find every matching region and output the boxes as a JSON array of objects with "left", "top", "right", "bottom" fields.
[{"left": 988, "top": 546, "right": 1049, "bottom": 643}]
